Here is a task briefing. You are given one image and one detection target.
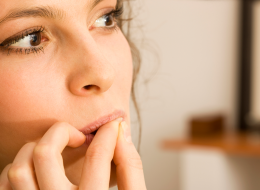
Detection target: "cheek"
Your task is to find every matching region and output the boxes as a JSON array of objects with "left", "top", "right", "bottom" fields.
[
  {"left": 0, "top": 64, "right": 59, "bottom": 160},
  {"left": 0, "top": 59, "right": 59, "bottom": 122},
  {"left": 0, "top": 69, "right": 36, "bottom": 121}
]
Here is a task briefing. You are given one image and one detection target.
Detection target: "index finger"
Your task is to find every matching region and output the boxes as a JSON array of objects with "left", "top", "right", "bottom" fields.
[
  {"left": 79, "top": 118, "right": 121, "bottom": 190},
  {"left": 113, "top": 121, "right": 147, "bottom": 190},
  {"left": 33, "top": 122, "right": 86, "bottom": 190}
]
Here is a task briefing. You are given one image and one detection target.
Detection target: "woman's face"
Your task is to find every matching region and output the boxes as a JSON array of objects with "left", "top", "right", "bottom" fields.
[{"left": 0, "top": 0, "right": 133, "bottom": 186}]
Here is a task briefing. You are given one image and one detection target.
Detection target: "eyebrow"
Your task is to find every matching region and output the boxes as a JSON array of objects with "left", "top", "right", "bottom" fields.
[
  {"left": 0, "top": 0, "right": 104, "bottom": 25},
  {"left": 90, "top": 0, "right": 104, "bottom": 10}
]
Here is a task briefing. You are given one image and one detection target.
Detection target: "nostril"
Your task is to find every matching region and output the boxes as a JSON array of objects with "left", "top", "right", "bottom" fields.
[
  {"left": 83, "top": 85, "right": 93, "bottom": 90},
  {"left": 83, "top": 85, "right": 100, "bottom": 91}
]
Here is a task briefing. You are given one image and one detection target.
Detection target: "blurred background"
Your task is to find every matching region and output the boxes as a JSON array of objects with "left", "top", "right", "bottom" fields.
[{"left": 112, "top": 0, "right": 260, "bottom": 190}]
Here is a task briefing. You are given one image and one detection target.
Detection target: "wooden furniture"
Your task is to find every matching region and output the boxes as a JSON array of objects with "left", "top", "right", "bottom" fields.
[{"left": 161, "top": 132, "right": 260, "bottom": 157}]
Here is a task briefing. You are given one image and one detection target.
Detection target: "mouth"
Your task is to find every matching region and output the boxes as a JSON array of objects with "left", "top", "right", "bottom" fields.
[
  {"left": 79, "top": 110, "right": 126, "bottom": 145},
  {"left": 90, "top": 130, "right": 98, "bottom": 135}
]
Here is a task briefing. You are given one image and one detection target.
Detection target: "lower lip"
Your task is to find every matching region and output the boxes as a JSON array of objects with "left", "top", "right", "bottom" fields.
[
  {"left": 85, "top": 134, "right": 95, "bottom": 145},
  {"left": 81, "top": 110, "right": 126, "bottom": 145}
]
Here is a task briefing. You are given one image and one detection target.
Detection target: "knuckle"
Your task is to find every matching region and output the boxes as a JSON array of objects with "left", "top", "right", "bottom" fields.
[
  {"left": 51, "top": 122, "right": 71, "bottom": 135},
  {"left": 23, "top": 142, "right": 37, "bottom": 150},
  {"left": 33, "top": 143, "right": 53, "bottom": 161},
  {"left": 0, "top": 164, "right": 11, "bottom": 176},
  {"left": 7, "top": 164, "right": 28, "bottom": 183},
  {"left": 87, "top": 144, "right": 111, "bottom": 161},
  {"left": 0, "top": 164, "right": 12, "bottom": 187}
]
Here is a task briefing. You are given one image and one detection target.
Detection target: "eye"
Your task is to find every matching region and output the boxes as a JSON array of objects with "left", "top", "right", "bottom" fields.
[
  {"left": 11, "top": 32, "right": 42, "bottom": 47},
  {"left": 94, "top": 14, "right": 115, "bottom": 28}
]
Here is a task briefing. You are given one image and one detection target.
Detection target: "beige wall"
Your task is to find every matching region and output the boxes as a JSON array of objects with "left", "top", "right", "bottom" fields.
[{"left": 111, "top": 0, "right": 260, "bottom": 190}]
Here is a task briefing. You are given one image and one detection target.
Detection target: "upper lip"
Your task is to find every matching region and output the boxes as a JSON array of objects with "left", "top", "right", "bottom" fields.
[{"left": 79, "top": 110, "right": 126, "bottom": 135}]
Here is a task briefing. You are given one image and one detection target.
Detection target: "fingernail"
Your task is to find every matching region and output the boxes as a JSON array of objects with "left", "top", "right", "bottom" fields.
[
  {"left": 121, "top": 121, "right": 132, "bottom": 143},
  {"left": 115, "top": 117, "right": 123, "bottom": 122}
]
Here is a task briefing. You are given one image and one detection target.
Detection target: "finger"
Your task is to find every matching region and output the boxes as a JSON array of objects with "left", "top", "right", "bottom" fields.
[
  {"left": 79, "top": 118, "right": 121, "bottom": 190},
  {"left": 0, "top": 164, "right": 12, "bottom": 190},
  {"left": 113, "top": 121, "right": 147, "bottom": 190},
  {"left": 33, "top": 122, "right": 85, "bottom": 190},
  {"left": 7, "top": 142, "right": 39, "bottom": 190}
]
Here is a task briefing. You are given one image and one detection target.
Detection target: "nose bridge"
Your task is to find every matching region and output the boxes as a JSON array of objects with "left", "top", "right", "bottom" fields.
[{"left": 68, "top": 30, "right": 115, "bottom": 96}]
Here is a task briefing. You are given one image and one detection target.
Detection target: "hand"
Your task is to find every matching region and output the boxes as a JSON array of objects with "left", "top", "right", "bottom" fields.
[
  {"left": 113, "top": 121, "right": 147, "bottom": 190},
  {"left": 0, "top": 120, "right": 147, "bottom": 190}
]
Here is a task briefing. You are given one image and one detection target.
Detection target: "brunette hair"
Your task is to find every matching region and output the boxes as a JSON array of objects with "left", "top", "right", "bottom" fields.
[{"left": 117, "top": 0, "right": 142, "bottom": 151}]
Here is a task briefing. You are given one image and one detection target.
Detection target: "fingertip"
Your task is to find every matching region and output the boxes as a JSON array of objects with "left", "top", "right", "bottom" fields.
[
  {"left": 121, "top": 121, "right": 132, "bottom": 143},
  {"left": 117, "top": 121, "right": 132, "bottom": 144},
  {"left": 67, "top": 126, "right": 86, "bottom": 148},
  {"left": 113, "top": 123, "right": 146, "bottom": 190},
  {"left": 104, "top": 117, "right": 122, "bottom": 129},
  {"left": 79, "top": 118, "right": 122, "bottom": 189},
  {"left": 96, "top": 118, "right": 122, "bottom": 137},
  {"left": 114, "top": 122, "right": 136, "bottom": 165},
  {"left": 80, "top": 131, "right": 87, "bottom": 140}
]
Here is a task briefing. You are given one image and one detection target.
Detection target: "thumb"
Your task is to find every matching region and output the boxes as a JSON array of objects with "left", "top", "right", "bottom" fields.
[{"left": 113, "top": 121, "right": 147, "bottom": 190}]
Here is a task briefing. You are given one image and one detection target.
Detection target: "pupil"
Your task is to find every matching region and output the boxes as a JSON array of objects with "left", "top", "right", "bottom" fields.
[
  {"left": 32, "top": 36, "right": 37, "bottom": 42},
  {"left": 30, "top": 32, "right": 41, "bottom": 46},
  {"left": 105, "top": 15, "right": 113, "bottom": 26}
]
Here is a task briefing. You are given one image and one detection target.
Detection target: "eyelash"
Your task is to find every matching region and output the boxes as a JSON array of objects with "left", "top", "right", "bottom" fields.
[
  {"left": 0, "top": 6, "right": 123, "bottom": 56},
  {"left": 0, "top": 26, "right": 45, "bottom": 55}
]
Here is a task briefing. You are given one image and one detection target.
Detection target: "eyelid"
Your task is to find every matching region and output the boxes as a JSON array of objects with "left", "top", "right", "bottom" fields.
[
  {"left": 0, "top": 26, "right": 48, "bottom": 55},
  {"left": 0, "top": 26, "right": 45, "bottom": 47},
  {"left": 87, "top": 7, "right": 115, "bottom": 29}
]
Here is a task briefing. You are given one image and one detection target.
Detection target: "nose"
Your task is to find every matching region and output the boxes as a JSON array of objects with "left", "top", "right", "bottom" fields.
[{"left": 67, "top": 34, "right": 115, "bottom": 96}]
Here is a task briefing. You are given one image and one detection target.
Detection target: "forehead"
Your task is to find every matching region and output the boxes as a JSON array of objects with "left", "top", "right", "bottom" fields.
[{"left": 0, "top": 0, "right": 117, "bottom": 20}]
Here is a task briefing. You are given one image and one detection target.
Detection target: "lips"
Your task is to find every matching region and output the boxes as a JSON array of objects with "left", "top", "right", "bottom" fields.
[{"left": 79, "top": 110, "right": 125, "bottom": 145}]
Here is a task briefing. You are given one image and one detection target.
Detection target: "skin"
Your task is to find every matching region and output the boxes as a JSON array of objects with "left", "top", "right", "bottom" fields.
[{"left": 0, "top": 0, "right": 146, "bottom": 189}]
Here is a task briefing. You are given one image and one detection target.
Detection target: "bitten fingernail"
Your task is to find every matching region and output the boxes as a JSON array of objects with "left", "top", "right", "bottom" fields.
[
  {"left": 121, "top": 121, "right": 132, "bottom": 143},
  {"left": 115, "top": 117, "right": 123, "bottom": 122}
]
